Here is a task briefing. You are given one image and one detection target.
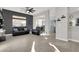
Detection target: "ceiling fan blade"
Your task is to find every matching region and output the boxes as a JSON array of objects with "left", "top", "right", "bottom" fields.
[{"left": 25, "top": 7, "right": 35, "bottom": 13}]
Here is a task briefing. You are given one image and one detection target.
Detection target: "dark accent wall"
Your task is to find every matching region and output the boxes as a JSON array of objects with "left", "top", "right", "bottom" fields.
[
  {"left": 2, "top": 9, "right": 12, "bottom": 34},
  {"left": 26, "top": 15, "right": 33, "bottom": 30},
  {"left": 2, "top": 9, "right": 33, "bottom": 34}
]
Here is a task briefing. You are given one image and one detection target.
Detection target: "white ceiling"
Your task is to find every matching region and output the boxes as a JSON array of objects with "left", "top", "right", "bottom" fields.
[
  {"left": 2, "top": 7, "right": 79, "bottom": 15},
  {"left": 1, "top": 7, "right": 52, "bottom": 15},
  {"left": 31, "top": 7, "right": 52, "bottom": 15}
]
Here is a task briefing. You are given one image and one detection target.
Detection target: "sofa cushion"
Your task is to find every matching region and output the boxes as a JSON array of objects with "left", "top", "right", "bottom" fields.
[
  {"left": 13, "top": 28, "right": 18, "bottom": 32},
  {"left": 24, "top": 28, "right": 27, "bottom": 31}
]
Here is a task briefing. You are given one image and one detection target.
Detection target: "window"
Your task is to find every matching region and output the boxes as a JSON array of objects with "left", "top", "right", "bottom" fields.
[{"left": 12, "top": 15, "right": 26, "bottom": 27}]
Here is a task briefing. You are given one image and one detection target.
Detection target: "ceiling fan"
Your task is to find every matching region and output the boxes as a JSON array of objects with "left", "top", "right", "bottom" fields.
[{"left": 25, "top": 7, "right": 36, "bottom": 13}]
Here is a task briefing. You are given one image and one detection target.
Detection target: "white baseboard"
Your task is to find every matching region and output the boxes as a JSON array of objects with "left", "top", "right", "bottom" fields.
[
  {"left": 68, "top": 39, "right": 79, "bottom": 43},
  {"left": 56, "top": 37, "right": 68, "bottom": 41}
]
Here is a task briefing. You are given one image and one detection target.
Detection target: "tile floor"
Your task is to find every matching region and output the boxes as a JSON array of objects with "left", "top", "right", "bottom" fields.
[{"left": 0, "top": 33, "right": 79, "bottom": 52}]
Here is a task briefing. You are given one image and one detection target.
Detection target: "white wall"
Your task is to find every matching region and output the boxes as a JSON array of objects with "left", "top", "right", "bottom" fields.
[
  {"left": 49, "top": 8, "right": 56, "bottom": 33},
  {"left": 55, "top": 7, "right": 68, "bottom": 41},
  {"left": 68, "top": 7, "right": 79, "bottom": 14},
  {"left": 33, "top": 7, "right": 56, "bottom": 34},
  {"left": 68, "top": 9, "right": 79, "bottom": 42},
  {"left": 70, "top": 27, "right": 79, "bottom": 42},
  {"left": 33, "top": 10, "right": 50, "bottom": 34}
]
